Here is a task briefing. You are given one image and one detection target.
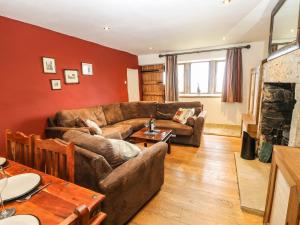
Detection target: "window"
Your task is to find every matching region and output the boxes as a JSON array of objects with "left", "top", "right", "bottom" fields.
[
  {"left": 177, "top": 64, "right": 185, "bottom": 93},
  {"left": 177, "top": 60, "right": 225, "bottom": 96},
  {"left": 190, "top": 62, "right": 209, "bottom": 94},
  {"left": 216, "top": 61, "right": 225, "bottom": 93}
]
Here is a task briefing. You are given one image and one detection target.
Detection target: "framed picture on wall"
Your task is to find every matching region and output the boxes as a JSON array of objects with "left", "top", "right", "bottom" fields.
[
  {"left": 81, "top": 62, "right": 93, "bottom": 75},
  {"left": 42, "top": 57, "right": 56, "bottom": 73},
  {"left": 50, "top": 79, "right": 62, "bottom": 90},
  {"left": 64, "top": 69, "right": 79, "bottom": 84}
]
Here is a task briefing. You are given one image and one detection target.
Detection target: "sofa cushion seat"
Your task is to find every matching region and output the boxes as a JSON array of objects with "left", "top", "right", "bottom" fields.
[
  {"left": 155, "top": 120, "right": 193, "bottom": 136},
  {"left": 102, "top": 124, "right": 133, "bottom": 139},
  {"left": 115, "top": 118, "right": 149, "bottom": 131}
]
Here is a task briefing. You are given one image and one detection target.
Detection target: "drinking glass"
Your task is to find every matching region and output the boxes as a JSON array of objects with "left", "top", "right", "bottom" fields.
[{"left": 0, "top": 167, "right": 15, "bottom": 219}]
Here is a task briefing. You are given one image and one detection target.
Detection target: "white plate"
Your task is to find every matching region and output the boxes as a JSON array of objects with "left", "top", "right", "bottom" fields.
[
  {"left": 0, "top": 157, "right": 6, "bottom": 166},
  {"left": 2, "top": 173, "right": 41, "bottom": 202},
  {"left": 0, "top": 215, "right": 40, "bottom": 225}
]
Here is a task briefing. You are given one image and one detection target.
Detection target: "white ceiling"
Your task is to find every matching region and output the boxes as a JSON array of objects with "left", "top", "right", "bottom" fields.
[{"left": 0, "top": 0, "right": 278, "bottom": 55}]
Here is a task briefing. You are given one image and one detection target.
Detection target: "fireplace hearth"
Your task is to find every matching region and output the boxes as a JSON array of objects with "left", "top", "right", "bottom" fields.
[{"left": 260, "top": 83, "right": 296, "bottom": 145}]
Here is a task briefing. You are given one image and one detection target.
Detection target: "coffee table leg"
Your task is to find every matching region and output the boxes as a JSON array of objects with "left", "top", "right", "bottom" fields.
[
  {"left": 167, "top": 140, "right": 171, "bottom": 154},
  {"left": 144, "top": 143, "right": 148, "bottom": 147}
]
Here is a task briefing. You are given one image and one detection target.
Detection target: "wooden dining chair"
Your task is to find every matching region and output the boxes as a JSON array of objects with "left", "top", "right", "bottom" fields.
[
  {"left": 34, "top": 137, "right": 75, "bottom": 183},
  {"left": 5, "top": 129, "right": 36, "bottom": 167},
  {"left": 60, "top": 204, "right": 106, "bottom": 225}
]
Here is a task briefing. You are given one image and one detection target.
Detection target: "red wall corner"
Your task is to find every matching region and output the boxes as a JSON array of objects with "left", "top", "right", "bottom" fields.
[{"left": 0, "top": 16, "right": 138, "bottom": 149}]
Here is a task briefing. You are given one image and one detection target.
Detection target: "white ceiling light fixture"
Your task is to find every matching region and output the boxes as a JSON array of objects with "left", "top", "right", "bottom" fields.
[
  {"left": 103, "top": 26, "right": 111, "bottom": 31},
  {"left": 222, "top": 36, "right": 227, "bottom": 41},
  {"left": 290, "top": 29, "right": 295, "bottom": 33},
  {"left": 223, "top": 0, "right": 231, "bottom": 4},
  {"left": 148, "top": 47, "right": 153, "bottom": 50}
]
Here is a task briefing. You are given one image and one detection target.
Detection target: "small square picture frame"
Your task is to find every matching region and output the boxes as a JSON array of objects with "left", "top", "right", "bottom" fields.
[
  {"left": 81, "top": 62, "right": 93, "bottom": 76},
  {"left": 42, "top": 57, "right": 56, "bottom": 74},
  {"left": 50, "top": 79, "right": 62, "bottom": 90},
  {"left": 64, "top": 69, "right": 80, "bottom": 84}
]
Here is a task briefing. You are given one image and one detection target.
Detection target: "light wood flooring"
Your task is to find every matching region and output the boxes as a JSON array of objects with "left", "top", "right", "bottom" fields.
[{"left": 128, "top": 135, "right": 263, "bottom": 225}]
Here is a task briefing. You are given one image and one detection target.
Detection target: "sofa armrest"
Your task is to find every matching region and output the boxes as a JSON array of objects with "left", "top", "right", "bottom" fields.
[
  {"left": 75, "top": 146, "right": 113, "bottom": 192},
  {"left": 99, "top": 142, "right": 167, "bottom": 193},
  {"left": 45, "top": 127, "right": 91, "bottom": 139},
  {"left": 186, "top": 111, "right": 206, "bottom": 127},
  {"left": 191, "top": 110, "right": 206, "bottom": 147},
  {"left": 198, "top": 110, "right": 207, "bottom": 119},
  {"left": 98, "top": 142, "right": 167, "bottom": 225}
]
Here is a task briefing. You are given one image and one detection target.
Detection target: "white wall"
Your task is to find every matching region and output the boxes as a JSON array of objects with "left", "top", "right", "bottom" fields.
[{"left": 138, "top": 41, "right": 267, "bottom": 125}]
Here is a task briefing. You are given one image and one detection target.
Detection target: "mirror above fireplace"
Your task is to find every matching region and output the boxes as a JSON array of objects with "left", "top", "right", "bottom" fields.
[{"left": 269, "top": 0, "right": 300, "bottom": 60}]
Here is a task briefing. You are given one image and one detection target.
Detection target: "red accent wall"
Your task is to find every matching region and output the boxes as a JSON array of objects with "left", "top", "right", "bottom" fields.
[{"left": 0, "top": 16, "right": 139, "bottom": 148}]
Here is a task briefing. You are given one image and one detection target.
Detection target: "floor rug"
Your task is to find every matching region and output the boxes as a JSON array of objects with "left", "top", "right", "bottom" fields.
[
  {"left": 204, "top": 124, "right": 241, "bottom": 137},
  {"left": 234, "top": 152, "right": 271, "bottom": 215}
]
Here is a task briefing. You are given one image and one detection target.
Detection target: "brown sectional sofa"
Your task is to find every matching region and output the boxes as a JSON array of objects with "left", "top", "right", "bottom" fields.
[
  {"left": 46, "top": 101, "right": 206, "bottom": 147},
  {"left": 71, "top": 134, "right": 167, "bottom": 225},
  {"left": 45, "top": 101, "right": 205, "bottom": 225}
]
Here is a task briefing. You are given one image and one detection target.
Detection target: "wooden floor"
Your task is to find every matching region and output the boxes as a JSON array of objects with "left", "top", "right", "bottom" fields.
[{"left": 128, "top": 135, "right": 263, "bottom": 225}]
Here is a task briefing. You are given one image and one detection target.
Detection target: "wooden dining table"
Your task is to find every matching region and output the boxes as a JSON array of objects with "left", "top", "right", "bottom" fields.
[{"left": 3, "top": 160, "right": 106, "bottom": 224}]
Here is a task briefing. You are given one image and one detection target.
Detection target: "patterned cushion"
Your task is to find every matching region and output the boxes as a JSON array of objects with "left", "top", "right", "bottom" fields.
[{"left": 173, "top": 108, "right": 195, "bottom": 124}]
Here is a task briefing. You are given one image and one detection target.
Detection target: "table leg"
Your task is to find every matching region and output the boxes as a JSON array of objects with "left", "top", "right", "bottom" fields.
[
  {"left": 144, "top": 143, "right": 148, "bottom": 147},
  {"left": 167, "top": 140, "right": 171, "bottom": 154}
]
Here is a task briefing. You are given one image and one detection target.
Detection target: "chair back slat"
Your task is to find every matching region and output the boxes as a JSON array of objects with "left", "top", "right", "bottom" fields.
[
  {"left": 5, "top": 129, "right": 36, "bottom": 167},
  {"left": 34, "top": 138, "right": 75, "bottom": 182}
]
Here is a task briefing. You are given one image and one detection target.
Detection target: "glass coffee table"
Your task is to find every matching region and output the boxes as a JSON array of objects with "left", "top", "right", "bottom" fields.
[{"left": 129, "top": 127, "right": 174, "bottom": 154}]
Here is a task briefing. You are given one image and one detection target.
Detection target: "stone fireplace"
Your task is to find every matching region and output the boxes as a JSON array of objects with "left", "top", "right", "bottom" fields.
[
  {"left": 260, "top": 83, "right": 296, "bottom": 145},
  {"left": 261, "top": 49, "right": 300, "bottom": 147}
]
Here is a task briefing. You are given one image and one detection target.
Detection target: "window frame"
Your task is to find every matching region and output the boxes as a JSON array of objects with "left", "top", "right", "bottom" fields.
[{"left": 177, "top": 59, "right": 225, "bottom": 97}]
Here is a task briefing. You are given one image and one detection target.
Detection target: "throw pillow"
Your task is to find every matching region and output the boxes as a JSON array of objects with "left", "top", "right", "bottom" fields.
[
  {"left": 63, "top": 130, "right": 126, "bottom": 168},
  {"left": 85, "top": 119, "right": 103, "bottom": 135},
  {"left": 173, "top": 108, "right": 195, "bottom": 124},
  {"left": 108, "top": 139, "right": 141, "bottom": 160},
  {"left": 75, "top": 117, "right": 88, "bottom": 127}
]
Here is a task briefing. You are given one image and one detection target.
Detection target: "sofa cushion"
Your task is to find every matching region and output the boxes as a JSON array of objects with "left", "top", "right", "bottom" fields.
[
  {"left": 56, "top": 106, "right": 107, "bottom": 127},
  {"left": 115, "top": 118, "right": 149, "bottom": 131},
  {"left": 155, "top": 120, "right": 193, "bottom": 136},
  {"left": 108, "top": 138, "right": 141, "bottom": 160},
  {"left": 120, "top": 102, "right": 139, "bottom": 120},
  {"left": 85, "top": 119, "right": 102, "bottom": 135},
  {"left": 173, "top": 108, "right": 195, "bottom": 124},
  {"left": 155, "top": 111, "right": 174, "bottom": 120},
  {"left": 156, "top": 102, "right": 202, "bottom": 118},
  {"left": 102, "top": 124, "right": 133, "bottom": 139},
  {"left": 137, "top": 102, "right": 157, "bottom": 118},
  {"left": 62, "top": 130, "right": 126, "bottom": 168},
  {"left": 102, "top": 103, "right": 124, "bottom": 124}
]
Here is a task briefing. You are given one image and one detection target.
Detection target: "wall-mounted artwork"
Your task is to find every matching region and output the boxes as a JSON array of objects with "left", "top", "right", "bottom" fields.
[
  {"left": 50, "top": 79, "right": 62, "bottom": 90},
  {"left": 64, "top": 69, "right": 79, "bottom": 84},
  {"left": 82, "top": 63, "right": 93, "bottom": 75},
  {"left": 42, "top": 57, "right": 56, "bottom": 73}
]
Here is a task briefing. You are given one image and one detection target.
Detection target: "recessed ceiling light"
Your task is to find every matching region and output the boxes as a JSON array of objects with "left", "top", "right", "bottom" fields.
[
  {"left": 223, "top": 0, "right": 231, "bottom": 4},
  {"left": 104, "top": 26, "right": 111, "bottom": 31},
  {"left": 291, "top": 29, "right": 295, "bottom": 33},
  {"left": 222, "top": 36, "right": 227, "bottom": 41},
  {"left": 148, "top": 47, "right": 153, "bottom": 50}
]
